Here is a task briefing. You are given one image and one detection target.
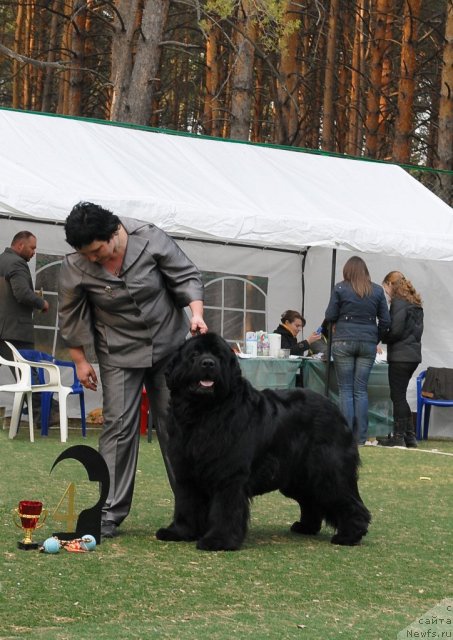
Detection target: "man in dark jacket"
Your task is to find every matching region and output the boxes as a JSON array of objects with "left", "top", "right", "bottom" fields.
[{"left": 0, "top": 231, "right": 49, "bottom": 368}]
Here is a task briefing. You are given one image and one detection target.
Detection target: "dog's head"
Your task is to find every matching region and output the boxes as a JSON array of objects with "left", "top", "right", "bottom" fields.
[{"left": 166, "top": 333, "right": 242, "bottom": 401}]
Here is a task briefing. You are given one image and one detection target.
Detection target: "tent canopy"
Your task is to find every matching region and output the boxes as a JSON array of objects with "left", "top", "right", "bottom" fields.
[{"left": 1, "top": 108, "right": 452, "bottom": 260}]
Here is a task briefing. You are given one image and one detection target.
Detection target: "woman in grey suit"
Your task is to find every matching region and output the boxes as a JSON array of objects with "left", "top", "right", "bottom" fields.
[{"left": 58, "top": 202, "right": 207, "bottom": 540}]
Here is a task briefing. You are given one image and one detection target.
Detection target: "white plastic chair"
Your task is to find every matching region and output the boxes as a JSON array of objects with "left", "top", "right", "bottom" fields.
[
  {"left": 0, "top": 354, "right": 35, "bottom": 442},
  {"left": 6, "top": 341, "right": 72, "bottom": 443}
]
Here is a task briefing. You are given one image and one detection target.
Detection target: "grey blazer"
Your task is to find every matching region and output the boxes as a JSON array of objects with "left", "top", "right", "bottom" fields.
[
  {"left": 58, "top": 217, "right": 205, "bottom": 367},
  {"left": 0, "top": 247, "right": 46, "bottom": 342}
]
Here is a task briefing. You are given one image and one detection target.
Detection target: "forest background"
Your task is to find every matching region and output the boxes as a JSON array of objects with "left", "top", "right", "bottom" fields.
[{"left": 0, "top": 0, "right": 452, "bottom": 205}]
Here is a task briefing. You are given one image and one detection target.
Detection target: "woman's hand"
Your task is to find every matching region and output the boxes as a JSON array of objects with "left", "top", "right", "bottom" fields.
[
  {"left": 190, "top": 314, "right": 208, "bottom": 335},
  {"left": 307, "top": 331, "right": 322, "bottom": 344},
  {"left": 76, "top": 361, "right": 98, "bottom": 391},
  {"left": 189, "top": 300, "right": 208, "bottom": 335},
  {"left": 69, "top": 346, "right": 98, "bottom": 390}
]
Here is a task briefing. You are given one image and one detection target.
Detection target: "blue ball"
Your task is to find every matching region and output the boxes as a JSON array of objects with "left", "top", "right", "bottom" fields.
[
  {"left": 82, "top": 534, "right": 96, "bottom": 551},
  {"left": 42, "top": 537, "right": 60, "bottom": 554}
]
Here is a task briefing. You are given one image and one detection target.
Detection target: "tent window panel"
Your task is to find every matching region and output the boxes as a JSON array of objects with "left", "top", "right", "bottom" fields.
[
  {"left": 204, "top": 280, "right": 223, "bottom": 307},
  {"left": 223, "top": 279, "right": 244, "bottom": 309},
  {"left": 202, "top": 272, "right": 268, "bottom": 345},
  {"left": 223, "top": 311, "right": 245, "bottom": 343},
  {"left": 34, "top": 329, "right": 56, "bottom": 355},
  {"left": 246, "top": 311, "right": 266, "bottom": 333},
  {"left": 33, "top": 293, "right": 58, "bottom": 328},
  {"left": 204, "top": 308, "right": 222, "bottom": 335},
  {"left": 35, "top": 259, "right": 61, "bottom": 291},
  {"left": 246, "top": 282, "right": 266, "bottom": 311}
]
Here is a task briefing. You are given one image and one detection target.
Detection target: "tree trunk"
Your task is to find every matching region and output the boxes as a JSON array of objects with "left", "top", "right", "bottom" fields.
[
  {"left": 392, "top": 0, "right": 421, "bottom": 163},
  {"left": 124, "top": 0, "right": 170, "bottom": 124},
  {"left": 202, "top": 21, "right": 221, "bottom": 136},
  {"left": 22, "top": 0, "right": 34, "bottom": 110},
  {"left": 437, "top": 0, "right": 453, "bottom": 203},
  {"left": 57, "top": 0, "right": 73, "bottom": 114},
  {"left": 109, "top": 0, "right": 143, "bottom": 122},
  {"left": 13, "top": 1, "right": 25, "bottom": 109},
  {"left": 337, "top": 5, "right": 353, "bottom": 154},
  {"left": 67, "top": 0, "right": 87, "bottom": 116},
  {"left": 346, "top": 2, "right": 367, "bottom": 155},
  {"left": 229, "top": 0, "right": 256, "bottom": 141},
  {"left": 321, "top": 0, "right": 340, "bottom": 151},
  {"left": 377, "top": 9, "right": 394, "bottom": 158},
  {"left": 276, "top": 0, "right": 300, "bottom": 145},
  {"left": 41, "top": 0, "right": 61, "bottom": 112},
  {"left": 365, "top": 0, "right": 390, "bottom": 157},
  {"left": 252, "top": 55, "right": 264, "bottom": 142}
]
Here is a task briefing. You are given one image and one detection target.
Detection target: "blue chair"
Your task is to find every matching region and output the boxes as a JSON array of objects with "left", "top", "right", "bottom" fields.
[
  {"left": 19, "top": 349, "right": 86, "bottom": 437},
  {"left": 416, "top": 369, "right": 453, "bottom": 440}
]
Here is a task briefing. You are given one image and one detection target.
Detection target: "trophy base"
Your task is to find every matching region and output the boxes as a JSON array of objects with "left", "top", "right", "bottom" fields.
[{"left": 17, "top": 541, "right": 40, "bottom": 550}]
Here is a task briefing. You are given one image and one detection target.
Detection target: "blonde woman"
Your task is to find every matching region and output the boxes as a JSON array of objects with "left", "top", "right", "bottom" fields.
[
  {"left": 380, "top": 271, "right": 423, "bottom": 447},
  {"left": 325, "top": 256, "right": 390, "bottom": 444}
]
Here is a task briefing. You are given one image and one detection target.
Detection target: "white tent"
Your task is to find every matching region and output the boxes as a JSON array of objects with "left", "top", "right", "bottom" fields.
[
  {"left": 1, "top": 108, "right": 452, "bottom": 436},
  {"left": 1, "top": 108, "right": 453, "bottom": 258}
]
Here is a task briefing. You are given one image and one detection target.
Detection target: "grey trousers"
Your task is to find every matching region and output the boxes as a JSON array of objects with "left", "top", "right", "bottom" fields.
[{"left": 98, "top": 354, "right": 175, "bottom": 525}]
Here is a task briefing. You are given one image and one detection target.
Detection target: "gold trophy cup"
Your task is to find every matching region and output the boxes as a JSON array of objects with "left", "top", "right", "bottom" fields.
[{"left": 13, "top": 500, "right": 48, "bottom": 550}]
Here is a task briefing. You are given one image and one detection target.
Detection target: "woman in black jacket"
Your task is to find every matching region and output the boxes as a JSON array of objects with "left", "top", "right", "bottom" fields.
[
  {"left": 380, "top": 271, "right": 423, "bottom": 447},
  {"left": 273, "top": 310, "right": 322, "bottom": 356}
]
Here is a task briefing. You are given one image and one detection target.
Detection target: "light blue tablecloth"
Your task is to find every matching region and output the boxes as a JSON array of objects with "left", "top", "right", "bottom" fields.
[{"left": 238, "top": 357, "right": 302, "bottom": 390}]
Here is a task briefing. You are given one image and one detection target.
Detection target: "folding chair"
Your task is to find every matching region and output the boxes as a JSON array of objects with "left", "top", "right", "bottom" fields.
[
  {"left": 0, "top": 354, "right": 35, "bottom": 442},
  {"left": 6, "top": 342, "right": 85, "bottom": 443},
  {"left": 18, "top": 349, "right": 86, "bottom": 437},
  {"left": 416, "top": 369, "right": 453, "bottom": 440}
]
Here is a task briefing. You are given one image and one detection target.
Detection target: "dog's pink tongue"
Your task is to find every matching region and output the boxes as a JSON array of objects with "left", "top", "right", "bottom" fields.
[{"left": 200, "top": 380, "right": 214, "bottom": 388}]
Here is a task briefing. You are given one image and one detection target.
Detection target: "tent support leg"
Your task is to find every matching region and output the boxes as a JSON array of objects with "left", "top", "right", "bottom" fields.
[{"left": 324, "top": 249, "right": 337, "bottom": 397}]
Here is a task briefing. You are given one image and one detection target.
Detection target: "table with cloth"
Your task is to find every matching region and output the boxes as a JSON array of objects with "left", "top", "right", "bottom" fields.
[
  {"left": 299, "top": 358, "right": 392, "bottom": 437},
  {"left": 238, "top": 357, "right": 302, "bottom": 391},
  {"left": 238, "top": 356, "right": 393, "bottom": 437}
]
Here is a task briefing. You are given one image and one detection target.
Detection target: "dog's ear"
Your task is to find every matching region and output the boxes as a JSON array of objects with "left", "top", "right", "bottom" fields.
[{"left": 164, "top": 344, "right": 185, "bottom": 391}]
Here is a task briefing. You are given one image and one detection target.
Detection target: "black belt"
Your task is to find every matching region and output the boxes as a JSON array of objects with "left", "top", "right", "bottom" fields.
[{"left": 340, "top": 315, "right": 376, "bottom": 323}]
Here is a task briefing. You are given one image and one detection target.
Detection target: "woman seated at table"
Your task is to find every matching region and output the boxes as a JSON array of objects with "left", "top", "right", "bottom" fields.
[{"left": 273, "top": 310, "right": 322, "bottom": 356}]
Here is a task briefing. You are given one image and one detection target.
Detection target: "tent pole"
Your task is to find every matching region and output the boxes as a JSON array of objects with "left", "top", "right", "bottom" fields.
[
  {"left": 324, "top": 249, "right": 337, "bottom": 397},
  {"left": 300, "top": 249, "right": 308, "bottom": 319}
]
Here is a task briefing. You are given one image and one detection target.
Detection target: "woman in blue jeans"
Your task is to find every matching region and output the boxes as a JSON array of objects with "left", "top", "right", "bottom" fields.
[{"left": 325, "top": 256, "right": 390, "bottom": 444}]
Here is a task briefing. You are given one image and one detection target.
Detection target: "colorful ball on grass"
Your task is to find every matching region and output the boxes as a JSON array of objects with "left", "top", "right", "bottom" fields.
[
  {"left": 42, "top": 537, "right": 60, "bottom": 554},
  {"left": 82, "top": 534, "right": 96, "bottom": 551}
]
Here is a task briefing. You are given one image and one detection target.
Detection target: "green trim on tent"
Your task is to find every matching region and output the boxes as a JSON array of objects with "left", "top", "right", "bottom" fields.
[{"left": 1, "top": 106, "right": 452, "bottom": 176}]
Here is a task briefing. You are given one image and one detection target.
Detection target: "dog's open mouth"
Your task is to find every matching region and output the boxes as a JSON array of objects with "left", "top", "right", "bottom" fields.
[{"left": 199, "top": 380, "right": 214, "bottom": 389}]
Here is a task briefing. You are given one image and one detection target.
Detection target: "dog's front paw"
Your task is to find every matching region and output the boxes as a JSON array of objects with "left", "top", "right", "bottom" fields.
[
  {"left": 156, "top": 525, "right": 197, "bottom": 542},
  {"left": 196, "top": 535, "right": 241, "bottom": 551},
  {"left": 330, "top": 532, "right": 363, "bottom": 546},
  {"left": 290, "top": 521, "right": 321, "bottom": 536},
  {"left": 155, "top": 526, "right": 181, "bottom": 541}
]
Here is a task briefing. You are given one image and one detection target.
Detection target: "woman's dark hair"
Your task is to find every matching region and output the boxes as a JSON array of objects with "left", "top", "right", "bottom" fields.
[
  {"left": 280, "top": 310, "right": 306, "bottom": 327},
  {"left": 64, "top": 202, "right": 121, "bottom": 249}
]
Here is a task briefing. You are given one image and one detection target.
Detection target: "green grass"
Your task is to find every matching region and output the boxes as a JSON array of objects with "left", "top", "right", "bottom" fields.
[{"left": 1, "top": 427, "right": 452, "bottom": 639}]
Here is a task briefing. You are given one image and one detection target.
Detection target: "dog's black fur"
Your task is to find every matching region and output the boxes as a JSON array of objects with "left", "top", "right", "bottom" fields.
[{"left": 156, "top": 333, "right": 371, "bottom": 551}]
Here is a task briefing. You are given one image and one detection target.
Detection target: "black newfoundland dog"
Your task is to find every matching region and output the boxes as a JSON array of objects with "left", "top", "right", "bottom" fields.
[{"left": 156, "top": 333, "right": 371, "bottom": 551}]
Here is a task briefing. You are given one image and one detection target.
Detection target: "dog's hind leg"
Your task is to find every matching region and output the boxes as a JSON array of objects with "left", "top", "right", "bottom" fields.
[{"left": 329, "top": 493, "right": 371, "bottom": 546}]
